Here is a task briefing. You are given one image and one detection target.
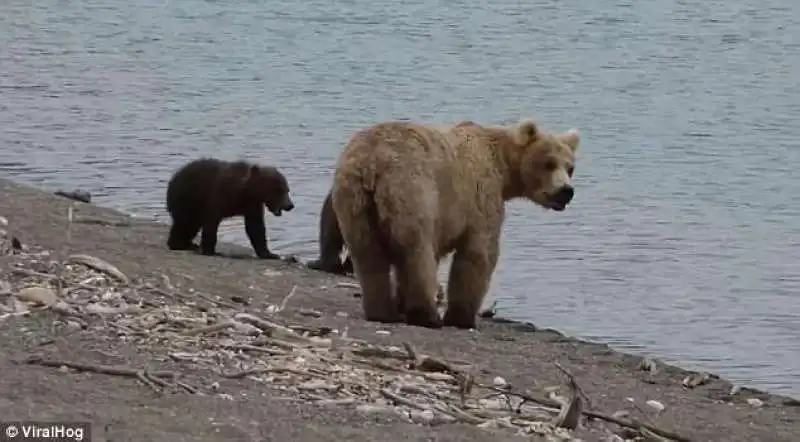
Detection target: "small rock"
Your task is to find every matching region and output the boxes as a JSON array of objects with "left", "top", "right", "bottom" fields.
[
  {"left": 16, "top": 286, "right": 59, "bottom": 306},
  {"left": 210, "top": 381, "right": 220, "bottom": 391},
  {"left": 298, "top": 308, "right": 323, "bottom": 318},
  {"left": 682, "top": 372, "right": 711, "bottom": 389},
  {"left": 729, "top": 385, "right": 742, "bottom": 396},
  {"left": 0, "top": 216, "right": 7, "bottom": 227},
  {"left": 408, "top": 409, "right": 435, "bottom": 425},
  {"left": 356, "top": 404, "right": 396, "bottom": 417},
  {"left": 645, "top": 400, "right": 665, "bottom": 413},
  {"left": 63, "top": 320, "right": 83, "bottom": 333},
  {"left": 230, "top": 295, "right": 249, "bottom": 305},
  {"left": 638, "top": 357, "right": 658, "bottom": 374},
  {"left": 746, "top": 398, "right": 764, "bottom": 408},
  {"left": 100, "top": 291, "right": 120, "bottom": 302},
  {"left": 0, "top": 280, "right": 12, "bottom": 296},
  {"left": 336, "top": 311, "right": 349, "bottom": 318},
  {"left": 492, "top": 376, "right": 507, "bottom": 387},
  {"left": 375, "top": 330, "right": 391, "bottom": 336},
  {"left": 611, "top": 410, "right": 629, "bottom": 419}
]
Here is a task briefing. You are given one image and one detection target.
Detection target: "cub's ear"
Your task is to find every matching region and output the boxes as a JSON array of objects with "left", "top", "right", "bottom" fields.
[
  {"left": 512, "top": 120, "right": 538, "bottom": 145},
  {"left": 558, "top": 129, "right": 580, "bottom": 153}
]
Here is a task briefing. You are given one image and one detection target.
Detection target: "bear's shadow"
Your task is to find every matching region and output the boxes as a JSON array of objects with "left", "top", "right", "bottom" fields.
[{"left": 189, "top": 248, "right": 299, "bottom": 264}]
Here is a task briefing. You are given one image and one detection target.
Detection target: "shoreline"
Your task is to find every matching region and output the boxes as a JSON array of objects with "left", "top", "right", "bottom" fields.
[{"left": 1, "top": 177, "right": 798, "bottom": 442}]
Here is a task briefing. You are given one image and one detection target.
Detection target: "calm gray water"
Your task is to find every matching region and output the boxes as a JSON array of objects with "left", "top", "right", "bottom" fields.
[{"left": 1, "top": 0, "right": 798, "bottom": 396}]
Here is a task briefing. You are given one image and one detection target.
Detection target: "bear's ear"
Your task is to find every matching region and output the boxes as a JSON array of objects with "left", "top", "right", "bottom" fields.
[
  {"left": 512, "top": 120, "right": 538, "bottom": 146},
  {"left": 558, "top": 129, "right": 580, "bottom": 153}
]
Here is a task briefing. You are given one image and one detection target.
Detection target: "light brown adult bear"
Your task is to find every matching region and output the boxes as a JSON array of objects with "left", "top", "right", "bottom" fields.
[{"left": 330, "top": 119, "right": 580, "bottom": 329}]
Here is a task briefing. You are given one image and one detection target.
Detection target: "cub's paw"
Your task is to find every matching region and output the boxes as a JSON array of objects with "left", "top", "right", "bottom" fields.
[{"left": 257, "top": 251, "right": 281, "bottom": 260}]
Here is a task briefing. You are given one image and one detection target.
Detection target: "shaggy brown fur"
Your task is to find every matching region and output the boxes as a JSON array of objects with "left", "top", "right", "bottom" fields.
[
  {"left": 330, "top": 119, "right": 580, "bottom": 329},
  {"left": 306, "top": 191, "right": 353, "bottom": 276},
  {"left": 166, "top": 158, "right": 294, "bottom": 259}
]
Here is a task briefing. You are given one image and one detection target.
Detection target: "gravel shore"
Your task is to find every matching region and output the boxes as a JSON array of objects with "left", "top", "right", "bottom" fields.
[{"left": 0, "top": 178, "right": 797, "bottom": 442}]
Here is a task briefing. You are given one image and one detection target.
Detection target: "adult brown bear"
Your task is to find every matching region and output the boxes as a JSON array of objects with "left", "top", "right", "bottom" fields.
[{"left": 330, "top": 120, "right": 580, "bottom": 329}]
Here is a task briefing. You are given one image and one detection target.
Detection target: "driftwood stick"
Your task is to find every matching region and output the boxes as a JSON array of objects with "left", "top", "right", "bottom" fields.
[
  {"left": 402, "top": 341, "right": 420, "bottom": 366},
  {"left": 220, "top": 343, "right": 290, "bottom": 356},
  {"left": 176, "top": 381, "right": 199, "bottom": 394},
  {"left": 11, "top": 268, "right": 57, "bottom": 280},
  {"left": 136, "top": 371, "right": 161, "bottom": 392},
  {"left": 181, "top": 321, "right": 235, "bottom": 336},
  {"left": 67, "top": 254, "right": 129, "bottom": 284},
  {"left": 23, "top": 356, "right": 176, "bottom": 380},
  {"left": 481, "top": 383, "right": 691, "bottom": 442},
  {"left": 379, "top": 388, "right": 430, "bottom": 411},
  {"left": 277, "top": 285, "right": 298, "bottom": 312},
  {"left": 222, "top": 367, "right": 328, "bottom": 380},
  {"left": 553, "top": 362, "right": 583, "bottom": 430}
]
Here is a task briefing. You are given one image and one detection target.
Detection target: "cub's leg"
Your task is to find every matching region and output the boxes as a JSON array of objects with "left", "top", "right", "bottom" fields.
[
  {"left": 244, "top": 206, "right": 279, "bottom": 259},
  {"left": 443, "top": 232, "right": 500, "bottom": 329},
  {"left": 200, "top": 216, "right": 223, "bottom": 256},
  {"left": 308, "top": 192, "right": 349, "bottom": 273},
  {"left": 167, "top": 217, "right": 201, "bottom": 251}
]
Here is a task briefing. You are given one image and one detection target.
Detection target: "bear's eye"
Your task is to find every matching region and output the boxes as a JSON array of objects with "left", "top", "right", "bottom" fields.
[
  {"left": 567, "top": 166, "right": 575, "bottom": 177},
  {"left": 544, "top": 160, "right": 557, "bottom": 171}
]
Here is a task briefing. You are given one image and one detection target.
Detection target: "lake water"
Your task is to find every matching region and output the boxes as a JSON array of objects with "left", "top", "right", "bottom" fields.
[{"left": 1, "top": 0, "right": 798, "bottom": 397}]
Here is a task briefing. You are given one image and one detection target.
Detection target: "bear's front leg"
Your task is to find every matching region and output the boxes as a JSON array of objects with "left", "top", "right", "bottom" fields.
[
  {"left": 443, "top": 235, "right": 499, "bottom": 329},
  {"left": 244, "top": 207, "right": 280, "bottom": 260},
  {"left": 200, "top": 217, "right": 222, "bottom": 256}
]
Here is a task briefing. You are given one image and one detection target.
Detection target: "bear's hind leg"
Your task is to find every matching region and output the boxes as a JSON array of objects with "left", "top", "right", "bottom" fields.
[
  {"left": 443, "top": 235, "right": 499, "bottom": 329},
  {"left": 167, "top": 217, "right": 201, "bottom": 251},
  {"left": 349, "top": 239, "right": 400, "bottom": 324},
  {"left": 398, "top": 243, "right": 442, "bottom": 329}
]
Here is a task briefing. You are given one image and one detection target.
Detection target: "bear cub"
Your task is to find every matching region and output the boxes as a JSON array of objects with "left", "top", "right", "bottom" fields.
[{"left": 166, "top": 157, "right": 294, "bottom": 259}]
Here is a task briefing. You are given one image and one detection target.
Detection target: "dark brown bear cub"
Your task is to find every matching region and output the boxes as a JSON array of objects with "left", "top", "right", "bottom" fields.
[
  {"left": 166, "top": 158, "right": 294, "bottom": 259},
  {"left": 306, "top": 191, "right": 353, "bottom": 275}
]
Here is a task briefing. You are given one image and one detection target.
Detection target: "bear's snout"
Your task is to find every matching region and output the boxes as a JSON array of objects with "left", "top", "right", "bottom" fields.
[{"left": 550, "top": 185, "right": 574, "bottom": 210}]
